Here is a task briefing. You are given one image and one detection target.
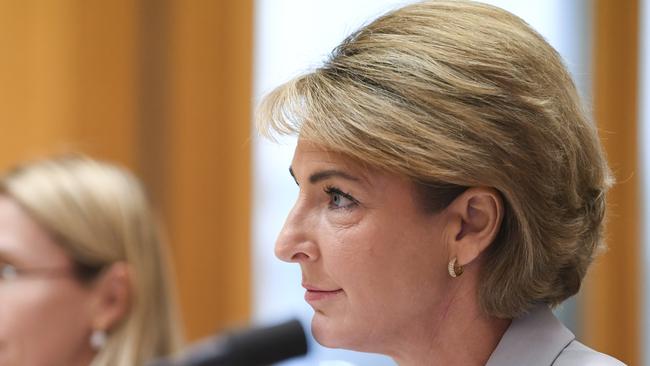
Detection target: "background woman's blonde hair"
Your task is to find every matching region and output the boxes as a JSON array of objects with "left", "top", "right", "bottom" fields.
[
  {"left": 258, "top": 0, "right": 613, "bottom": 318},
  {"left": 0, "top": 155, "right": 183, "bottom": 365}
]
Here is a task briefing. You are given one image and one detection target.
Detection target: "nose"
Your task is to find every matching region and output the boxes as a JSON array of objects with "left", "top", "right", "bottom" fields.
[{"left": 275, "top": 201, "right": 319, "bottom": 263}]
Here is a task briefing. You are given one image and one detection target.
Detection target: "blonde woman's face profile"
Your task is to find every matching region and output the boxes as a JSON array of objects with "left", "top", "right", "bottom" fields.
[
  {"left": 0, "top": 195, "right": 96, "bottom": 366},
  {"left": 275, "top": 139, "right": 454, "bottom": 354}
]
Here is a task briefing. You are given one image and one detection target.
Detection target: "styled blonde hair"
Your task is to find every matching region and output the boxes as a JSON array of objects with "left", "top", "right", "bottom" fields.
[
  {"left": 257, "top": 0, "right": 613, "bottom": 318},
  {"left": 0, "top": 155, "right": 183, "bottom": 365}
]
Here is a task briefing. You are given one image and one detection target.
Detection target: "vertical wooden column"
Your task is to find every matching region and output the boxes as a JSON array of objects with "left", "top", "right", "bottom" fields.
[
  {"left": 583, "top": 1, "right": 640, "bottom": 364},
  {"left": 164, "top": 0, "right": 253, "bottom": 340}
]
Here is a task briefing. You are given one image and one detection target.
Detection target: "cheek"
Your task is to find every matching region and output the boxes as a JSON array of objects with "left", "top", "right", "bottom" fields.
[
  {"left": 0, "top": 282, "right": 93, "bottom": 365},
  {"left": 315, "top": 219, "right": 449, "bottom": 351},
  {"left": 332, "top": 214, "right": 448, "bottom": 311}
]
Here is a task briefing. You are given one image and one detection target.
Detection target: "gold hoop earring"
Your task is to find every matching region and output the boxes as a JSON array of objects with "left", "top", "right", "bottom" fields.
[{"left": 448, "top": 258, "right": 463, "bottom": 278}]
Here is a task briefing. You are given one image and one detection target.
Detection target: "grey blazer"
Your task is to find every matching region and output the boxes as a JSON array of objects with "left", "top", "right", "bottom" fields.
[{"left": 486, "top": 306, "right": 626, "bottom": 366}]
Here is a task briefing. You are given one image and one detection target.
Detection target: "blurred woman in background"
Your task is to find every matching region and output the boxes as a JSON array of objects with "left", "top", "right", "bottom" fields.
[{"left": 0, "top": 155, "right": 182, "bottom": 365}]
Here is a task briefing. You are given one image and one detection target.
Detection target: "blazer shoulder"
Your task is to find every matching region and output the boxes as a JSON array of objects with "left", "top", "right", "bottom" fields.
[{"left": 554, "top": 340, "right": 626, "bottom": 366}]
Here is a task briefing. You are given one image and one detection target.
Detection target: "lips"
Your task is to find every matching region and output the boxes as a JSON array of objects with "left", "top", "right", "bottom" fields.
[{"left": 303, "top": 284, "right": 344, "bottom": 303}]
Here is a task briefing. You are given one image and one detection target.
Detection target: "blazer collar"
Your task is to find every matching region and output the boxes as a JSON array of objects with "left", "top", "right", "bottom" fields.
[{"left": 486, "top": 305, "right": 575, "bottom": 366}]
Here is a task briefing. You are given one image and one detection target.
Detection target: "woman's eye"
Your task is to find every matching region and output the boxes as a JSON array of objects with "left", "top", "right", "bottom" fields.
[
  {"left": 0, "top": 263, "right": 18, "bottom": 281},
  {"left": 325, "top": 186, "right": 357, "bottom": 209}
]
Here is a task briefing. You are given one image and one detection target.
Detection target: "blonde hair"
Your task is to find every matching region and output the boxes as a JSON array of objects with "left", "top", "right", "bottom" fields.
[
  {"left": 0, "top": 155, "right": 183, "bottom": 365},
  {"left": 257, "top": 0, "right": 613, "bottom": 318}
]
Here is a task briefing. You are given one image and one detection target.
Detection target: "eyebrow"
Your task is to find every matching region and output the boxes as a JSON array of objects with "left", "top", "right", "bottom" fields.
[{"left": 289, "top": 167, "right": 361, "bottom": 185}]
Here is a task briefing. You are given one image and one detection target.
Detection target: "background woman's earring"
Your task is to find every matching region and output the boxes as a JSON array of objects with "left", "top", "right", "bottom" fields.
[
  {"left": 448, "top": 258, "right": 463, "bottom": 278},
  {"left": 90, "top": 329, "right": 107, "bottom": 351}
]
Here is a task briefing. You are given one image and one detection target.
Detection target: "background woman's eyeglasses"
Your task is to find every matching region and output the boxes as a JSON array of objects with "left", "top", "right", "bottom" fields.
[{"left": 0, "top": 263, "right": 73, "bottom": 282}]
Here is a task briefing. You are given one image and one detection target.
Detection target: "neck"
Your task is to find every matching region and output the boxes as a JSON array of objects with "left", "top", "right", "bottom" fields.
[{"left": 389, "top": 269, "right": 511, "bottom": 366}]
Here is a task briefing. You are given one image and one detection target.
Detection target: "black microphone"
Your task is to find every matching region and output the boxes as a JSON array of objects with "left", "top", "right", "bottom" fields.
[{"left": 147, "top": 319, "right": 308, "bottom": 366}]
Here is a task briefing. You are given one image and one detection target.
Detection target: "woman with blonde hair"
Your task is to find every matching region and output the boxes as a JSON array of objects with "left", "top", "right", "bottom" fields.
[
  {"left": 0, "top": 155, "right": 182, "bottom": 365},
  {"left": 258, "top": 1, "right": 624, "bottom": 365}
]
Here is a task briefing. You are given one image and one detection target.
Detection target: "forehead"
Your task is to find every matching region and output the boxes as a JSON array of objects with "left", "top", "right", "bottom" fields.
[
  {"left": 0, "top": 195, "right": 69, "bottom": 266},
  {"left": 290, "top": 139, "right": 421, "bottom": 201},
  {"left": 291, "top": 139, "right": 373, "bottom": 174}
]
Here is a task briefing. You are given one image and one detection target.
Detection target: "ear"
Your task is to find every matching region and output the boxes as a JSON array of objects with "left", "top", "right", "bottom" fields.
[
  {"left": 89, "top": 261, "right": 133, "bottom": 332},
  {"left": 444, "top": 187, "right": 503, "bottom": 268}
]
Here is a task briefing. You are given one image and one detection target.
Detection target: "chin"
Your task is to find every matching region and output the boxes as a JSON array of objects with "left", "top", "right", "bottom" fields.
[
  {"left": 309, "top": 315, "right": 332, "bottom": 346},
  {"left": 311, "top": 312, "right": 364, "bottom": 351}
]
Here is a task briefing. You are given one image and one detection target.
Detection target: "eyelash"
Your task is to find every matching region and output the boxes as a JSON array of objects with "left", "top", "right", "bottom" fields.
[{"left": 324, "top": 185, "right": 359, "bottom": 210}]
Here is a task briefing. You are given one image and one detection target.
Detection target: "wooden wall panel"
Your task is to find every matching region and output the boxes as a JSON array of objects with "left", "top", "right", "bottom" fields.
[
  {"left": 583, "top": 1, "right": 640, "bottom": 364},
  {"left": 164, "top": 0, "right": 253, "bottom": 340},
  {"left": 0, "top": 1, "right": 139, "bottom": 170},
  {"left": 70, "top": 0, "right": 139, "bottom": 168},
  {"left": 0, "top": 0, "right": 254, "bottom": 343},
  {"left": 0, "top": 2, "right": 76, "bottom": 169}
]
